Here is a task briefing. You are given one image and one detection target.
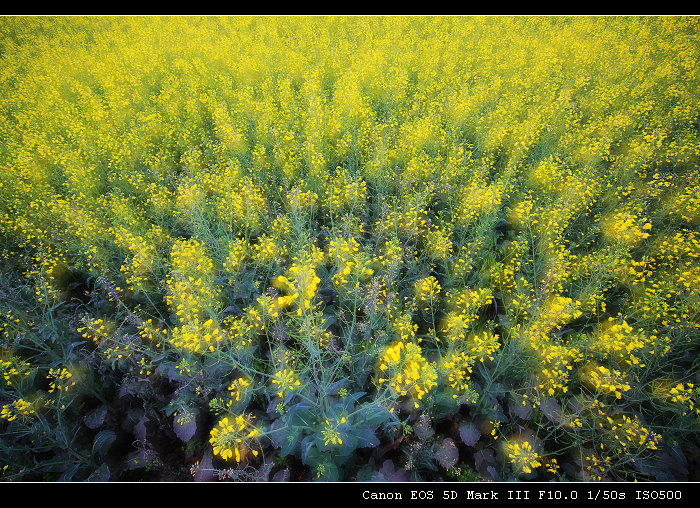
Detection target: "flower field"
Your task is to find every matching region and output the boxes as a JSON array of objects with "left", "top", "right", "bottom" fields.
[{"left": 1, "top": 16, "right": 699, "bottom": 482}]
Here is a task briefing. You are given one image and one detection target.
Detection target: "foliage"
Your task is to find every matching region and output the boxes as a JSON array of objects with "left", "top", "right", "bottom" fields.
[{"left": 1, "top": 16, "right": 699, "bottom": 482}]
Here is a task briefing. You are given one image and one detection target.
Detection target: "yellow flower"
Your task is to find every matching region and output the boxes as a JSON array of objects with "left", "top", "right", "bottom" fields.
[
  {"left": 209, "top": 414, "right": 260, "bottom": 462},
  {"left": 271, "top": 368, "right": 302, "bottom": 398},
  {"left": 504, "top": 440, "right": 541, "bottom": 476}
]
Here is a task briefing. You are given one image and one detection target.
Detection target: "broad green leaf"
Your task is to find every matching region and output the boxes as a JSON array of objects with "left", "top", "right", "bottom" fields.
[{"left": 92, "top": 429, "right": 116, "bottom": 458}]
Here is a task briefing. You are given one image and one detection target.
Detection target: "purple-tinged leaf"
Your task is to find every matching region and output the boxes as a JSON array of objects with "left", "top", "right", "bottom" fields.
[
  {"left": 538, "top": 397, "right": 564, "bottom": 424},
  {"left": 458, "top": 421, "right": 480, "bottom": 447},
  {"left": 194, "top": 451, "right": 215, "bottom": 482},
  {"left": 378, "top": 459, "right": 409, "bottom": 482},
  {"left": 84, "top": 405, "right": 107, "bottom": 429},
  {"left": 272, "top": 468, "right": 291, "bottom": 482},
  {"left": 658, "top": 450, "right": 688, "bottom": 478},
  {"left": 509, "top": 394, "right": 532, "bottom": 420},
  {"left": 434, "top": 438, "right": 459, "bottom": 469},
  {"left": 133, "top": 416, "right": 148, "bottom": 443},
  {"left": 474, "top": 448, "right": 498, "bottom": 480},
  {"left": 173, "top": 409, "right": 198, "bottom": 442},
  {"left": 87, "top": 463, "right": 110, "bottom": 482},
  {"left": 124, "top": 449, "right": 149, "bottom": 470},
  {"left": 414, "top": 413, "right": 434, "bottom": 441}
]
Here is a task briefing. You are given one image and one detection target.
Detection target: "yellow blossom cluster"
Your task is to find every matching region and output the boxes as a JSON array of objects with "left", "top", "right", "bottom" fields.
[
  {"left": 325, "top": 168, "right": 367, "bottom": 214},
  {"left": 222, "top": 237, "right": 247, "bottom": 274},
  {"left": 227, "top": 376, "right": 252, "bottom": 405},
  {"left": 252, "top": 216, "right": 292, "bottom": 265},
  {"left": 328, "top": 237, "right": 374, "bottom": 287},
  {"left": 666, "top": 175, "right": 700, "bottom": 224},
  {"left": 1, "top": 398, "right": 35, "bottom": 422},
  {"left": 601, "top": 208, "right": 652, "bottom": 246},
  {"left": 584, "top": 454, "right": 612, "bottom": 481},
  {"left": 413, "top": 275, "right": 441, "bottom": 310},
  {"left": 424, "top": 225, "right": 454, "bottom": 261},
  {"left": 376, "top": 201, "right": 430, "bottom": 241},
  {"left": 166, "top": 239, "right": 223, "bottom": 353},
  {"left": 375, "top": 237, "right": 403, "bottom": 273},
  {"left": 214, "top": 176, "right": 268, "bottom": 234},
  {"left": 273, "top": 261, "right": 321, "bottom": 316},
  {"left": 391, "top": 312, "right": 418, "bottom": 343},
  {"left": 209, "top": 414, "right": 261, "bottom": 462},
  {"left": 47, "top": 367, "right": 76, "bottom": 393},
  {"left": 440, "top": 350, "right": 475, "bottom": 397},
  {"left": 110, "top": 218, "right": 166, "bottom": 291},
  {"left": 591, "top": 318, "right": 655, "bottom": 368},
  {"left": 455, "top": 180, "right": 504, "bottom": 225},
  {"left": 271, "top": 368, "right": 302, "bottom": 398},
  {"left": 490, "top": 236, "right": 529, "bottom": 296},
  {"left": 1, "top": 356, "right": 32, "bottom": 387},
  {"left": 26, "top": 250, "right": 68, "bottom": 304},
  {"left": 582, "top": 363, "right": 631, "bottom": 400},
  {"left": 377, "top": 341, "right": 438, "bottom": 409},
  {"left": 651, "top": 379, "right": 699, "bottom": 417},
  {"left": 137, "top": 319, "right": 166, "bottom": 348},
  {"left": 1, "top": 15, "right": 700, "bottom": 482},
  {"left": 467, "top": 330, "right": 501, "bottom": 363},
  {"left": 504, "top": 439, "right": 542, "bottom": 475},
  {"left": 285, "top": 184, "right": 319, "bottom": 214},
  {"left": 321, "top": 416, "right": 347, "bottom": 447},
  {"left": 441, "top": 288, "right": 494, "bottom": 341},
  {"left": 78, "top": 317, "right": 114, "bottom": 344},
  {"left": 609, "top": 415, "right": 660, "bottom": 451}
]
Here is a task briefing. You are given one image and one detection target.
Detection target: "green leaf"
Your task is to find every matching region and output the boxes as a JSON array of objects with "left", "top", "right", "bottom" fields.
[
  {"left": 271, "top": 418, "right": 304, "bottom": 458},
  {"left": 58, "top": 464, "right": 80, "bottom": 482},
  {"left": 334, "top": 433, "right": 359, "bottom": 458},
  {"left": 341, "top": 392, "right": 365, "bottom": 412},
  {"left": 324, "top": 378, "right": 348, "bottom": 396},
  {"left": 322, "top": 315, "right": 337, "bottom": 329},
  {"left": 287, "top": 404, "right": 315, "bottom": 428},
  {"left": 301, "top": 434, "right": 317, "bottom": 465},
  {"left": 315, "top": 461, "right": 340, "bottom": 481},
  {"left": 361, "top": 403, "right": 393, "bottom": 427},
  {"left": 280, "top": 428, "right": 302, "bottom": 457},
  {"left": 92, "top": 429, "right": 116, "bottom": 458},
  {"left": 352, "top": 426, "right": 379, "bottom": 448}
]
